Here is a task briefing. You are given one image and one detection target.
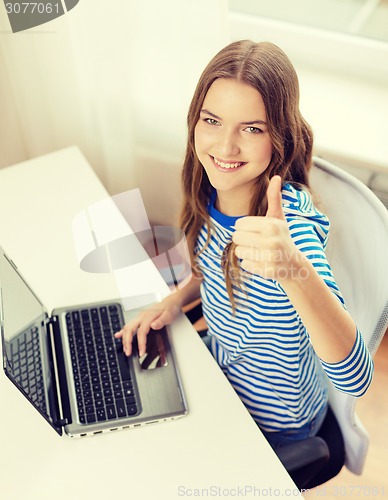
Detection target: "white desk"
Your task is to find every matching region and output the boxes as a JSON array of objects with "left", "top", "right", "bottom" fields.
[{"left": 0, "top": 147, "right": 301, "bottom": 500}]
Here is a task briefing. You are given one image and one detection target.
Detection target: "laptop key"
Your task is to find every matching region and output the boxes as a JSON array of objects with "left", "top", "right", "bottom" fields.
[
  {"left": 117, "top": 351, "right": 131, "bottom": 381},
  {"left": 72, "top": 311, "right": 81, "bottom": 324},
  {"left": 86, "top": 413, "right": 96, "bottom": 424},
  {"left": 82, "top": 381, "right": 91, "bottom": 392},
  {"left": 96, "top": 408, "right": 107, "bottom": 421},
  {"left": 94, "top": 391, "right": 103, "bottom": 400},
  {"left": 124, "top": 389, "right": 134, "bottom": 398},
  {"left": 116, "top": 399, "right": 127, "bottom": 418},
  {"left": 126, "top": 396, "right": 136, "bottom": 405},
  {"left": 126, "top": 404, "right": 137, "bottom": 416},
  {"left": 106, "top": 405, "right": 117, "bottom": 420},
  {"left": 100, "top": 306, "right": 109, "bottom": 324}
]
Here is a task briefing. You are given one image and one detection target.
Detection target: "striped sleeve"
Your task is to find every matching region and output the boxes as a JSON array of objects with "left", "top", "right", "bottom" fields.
[
  {"left": 284, "top": 208, "right": 344, "bottom": 305},
  {"left": 320, "top": 328, "right": 374, "bottom": 397},
  {"left": 283, "top": 186, "right": 374, "bottom": 397}
]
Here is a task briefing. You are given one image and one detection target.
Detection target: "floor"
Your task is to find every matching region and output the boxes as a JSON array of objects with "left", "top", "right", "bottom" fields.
[{"left": 304, "top": 330, "right": 388, "bottom": 498}]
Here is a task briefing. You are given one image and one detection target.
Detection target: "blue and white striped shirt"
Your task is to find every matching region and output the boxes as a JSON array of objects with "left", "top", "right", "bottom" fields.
[{"left": 196, "top": 184, "right": 373, "bottom": 432}]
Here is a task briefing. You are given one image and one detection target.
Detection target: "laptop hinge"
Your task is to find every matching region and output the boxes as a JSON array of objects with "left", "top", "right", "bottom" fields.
[
  {"left": 56, "top": 418, "right": 70, "bottom": 426},
  {"left": 46, "top": 316, "right": 71, "bottom": 426}
]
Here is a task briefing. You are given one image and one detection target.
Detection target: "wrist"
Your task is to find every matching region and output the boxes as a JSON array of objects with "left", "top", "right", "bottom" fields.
[
  {"left": 163, "top": 293, "right": 183, "bottom": 310},
  {"left": 277, "top": 249, "right": 310, "bottom": 286}
]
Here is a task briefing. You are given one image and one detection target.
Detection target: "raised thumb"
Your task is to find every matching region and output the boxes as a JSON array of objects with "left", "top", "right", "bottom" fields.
[{"left": 266, "top": 175, "right": 285, "bottom": 220}]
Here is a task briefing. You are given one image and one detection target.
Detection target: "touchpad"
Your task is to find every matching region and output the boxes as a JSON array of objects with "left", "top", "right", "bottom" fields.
[{"left": 138, "top": 329, "right": 168, "bottom": 370}]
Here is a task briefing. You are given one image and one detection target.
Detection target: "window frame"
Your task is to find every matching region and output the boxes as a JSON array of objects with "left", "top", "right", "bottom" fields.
[{"left": 229, "top": 10, "right": 388, "bottom": 83}]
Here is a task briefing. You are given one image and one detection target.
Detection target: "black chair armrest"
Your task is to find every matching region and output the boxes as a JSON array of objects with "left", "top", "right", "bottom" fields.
[
  {"left": 185, "top": 302, "right": 208, "bottom": 337},
  {"left": 276, "top": 437, "right": 330, "bottom": 490},
  {"left": 276, "top": 436, "right": 330, "bottom": 472},
  {"left": 185, "top": 302, "right": 203, "bottom": 324}
]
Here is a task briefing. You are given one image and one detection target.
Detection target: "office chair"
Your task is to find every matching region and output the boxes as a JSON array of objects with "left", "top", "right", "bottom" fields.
[{"left": 186, "top": 156, "right": 388, "bottom": 489}]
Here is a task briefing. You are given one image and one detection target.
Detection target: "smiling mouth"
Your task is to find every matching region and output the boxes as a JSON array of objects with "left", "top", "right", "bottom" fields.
[{"left": 211, "top": 156, "right": 247, "bottom": 170}]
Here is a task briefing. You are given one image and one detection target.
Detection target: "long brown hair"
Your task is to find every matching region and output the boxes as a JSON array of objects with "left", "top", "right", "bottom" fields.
[{"left": 180, "top": 40, "right": 313, "bottom": 309}]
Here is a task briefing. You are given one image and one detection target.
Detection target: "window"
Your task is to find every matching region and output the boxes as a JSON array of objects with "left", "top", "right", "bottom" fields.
[
  {"left": 229, "top": 0, "right": 388, "bottom": 82},
  {"left": 229, "top": 0, "right": 388, "bottom": 43}
]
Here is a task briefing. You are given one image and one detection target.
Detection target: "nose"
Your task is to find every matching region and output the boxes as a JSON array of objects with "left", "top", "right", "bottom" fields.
[{"left": 216, "top": 128, "right": 240, "bottom": 158}]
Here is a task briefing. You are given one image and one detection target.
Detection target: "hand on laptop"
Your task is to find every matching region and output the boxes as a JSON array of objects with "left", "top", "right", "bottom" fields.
[{"left": 114, "top": 296, "right": 181, "bottom": 357}]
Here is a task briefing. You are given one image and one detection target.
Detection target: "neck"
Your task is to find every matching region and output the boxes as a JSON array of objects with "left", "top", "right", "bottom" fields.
[{"left": 215, "top": 189, "right": 251, "bottom": 217}]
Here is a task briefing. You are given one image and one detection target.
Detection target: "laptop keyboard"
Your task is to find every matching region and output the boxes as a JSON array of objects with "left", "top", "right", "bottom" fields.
[
  {"left": 66, "top": 305, "right": 139, "bottom": 425},
  {"left": 10, "top": 326, "right": 46, "bottom": 410}
]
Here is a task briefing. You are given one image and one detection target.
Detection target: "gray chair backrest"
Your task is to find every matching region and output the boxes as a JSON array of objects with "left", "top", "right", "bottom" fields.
[{"left": 309, "top": 157, "right": 388, "bottom": 474}]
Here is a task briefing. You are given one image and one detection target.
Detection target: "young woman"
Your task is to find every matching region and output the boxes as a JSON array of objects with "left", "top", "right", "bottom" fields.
[{"left": 116, "top": 40, "right": 373, "bottom": 449}]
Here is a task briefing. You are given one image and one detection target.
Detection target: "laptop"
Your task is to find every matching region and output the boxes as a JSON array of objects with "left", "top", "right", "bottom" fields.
[{"left": 0, "top": 247, "right": 187, "bottom": 437}]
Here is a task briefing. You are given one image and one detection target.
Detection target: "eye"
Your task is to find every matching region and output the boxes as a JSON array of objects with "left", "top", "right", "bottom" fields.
[
  {"left": 204, "top": 118, "right": 221, "bottom": 126},
  {"left": 244, "top": 126, "right": 263, "bottom": 134}
]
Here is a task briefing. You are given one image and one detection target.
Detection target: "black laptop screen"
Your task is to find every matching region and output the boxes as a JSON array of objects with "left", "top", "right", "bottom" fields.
[{"left": 0, "top": 250, "right": 62, "bottom": 434}]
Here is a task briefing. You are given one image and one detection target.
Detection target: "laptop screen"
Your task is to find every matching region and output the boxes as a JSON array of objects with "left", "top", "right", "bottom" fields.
[{"left": 0, "top": 249, "right": 62, "bottom": 434}]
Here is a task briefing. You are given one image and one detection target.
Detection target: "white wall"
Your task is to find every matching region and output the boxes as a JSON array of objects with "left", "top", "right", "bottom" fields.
[
  {"left": 0, "top": 0, "right": 229, "bottom": 225},
  {"left": 1, "top": 1, "right": 387, "bottom": 226}
]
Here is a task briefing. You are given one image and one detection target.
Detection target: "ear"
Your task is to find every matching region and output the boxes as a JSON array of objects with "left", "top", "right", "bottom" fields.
[{"left": 266, "top": 176, "right": 285, "bottom": 220}]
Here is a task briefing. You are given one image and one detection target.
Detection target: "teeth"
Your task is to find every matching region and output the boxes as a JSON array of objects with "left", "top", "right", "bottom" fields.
[{"left": 213, "top": 157, "right": 243, "bottom": 169}]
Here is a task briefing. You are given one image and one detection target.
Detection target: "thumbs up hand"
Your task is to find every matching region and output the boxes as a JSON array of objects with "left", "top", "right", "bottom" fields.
[{"left": 233, "top": 176, "right": 300, "bottom": 282}]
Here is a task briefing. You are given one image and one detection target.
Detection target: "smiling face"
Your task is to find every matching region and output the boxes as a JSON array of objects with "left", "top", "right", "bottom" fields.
[{"left": 194, "top": 78, "right": 273, "bottom": 216}]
